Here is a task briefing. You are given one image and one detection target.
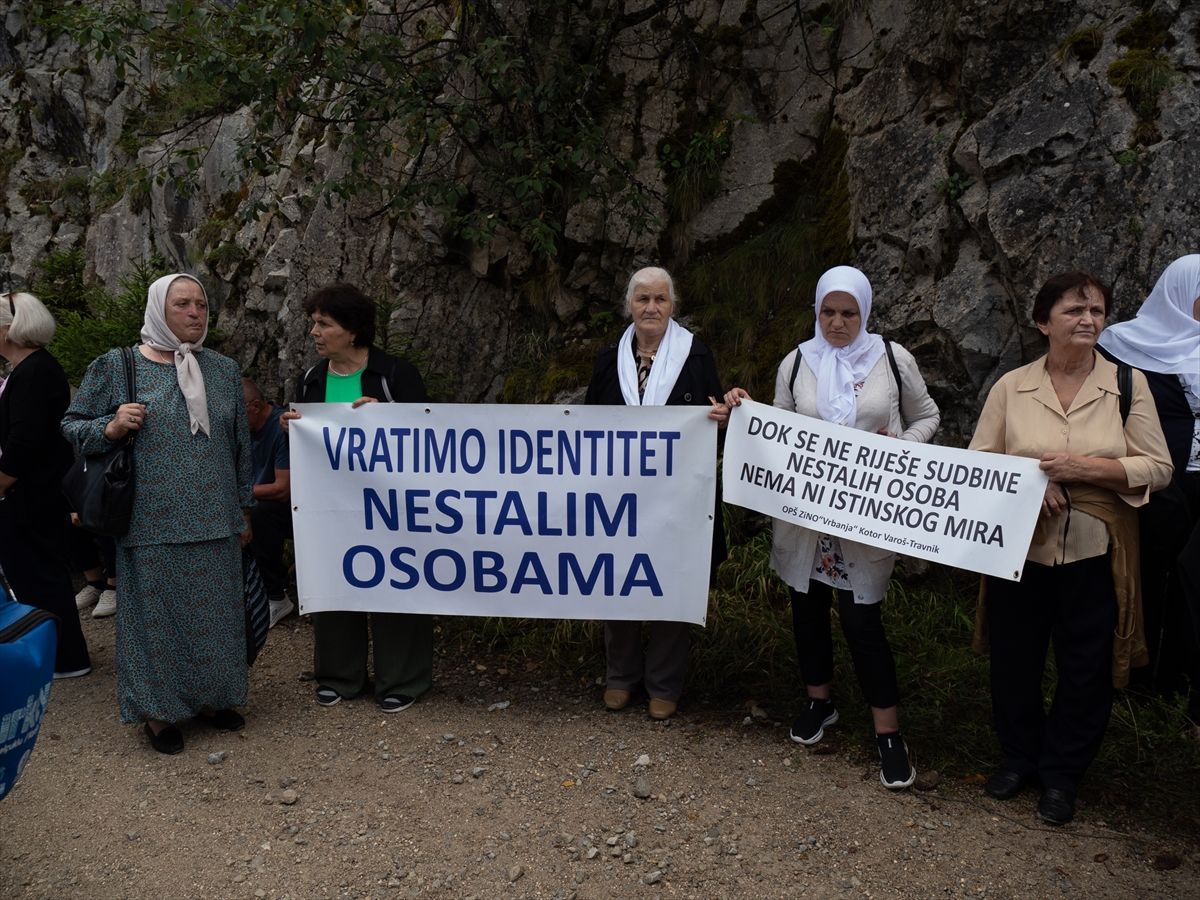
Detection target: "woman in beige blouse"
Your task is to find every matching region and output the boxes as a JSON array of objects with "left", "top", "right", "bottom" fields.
[{"left": 969, "top": 271, "right": 1172, "bottom": 826}]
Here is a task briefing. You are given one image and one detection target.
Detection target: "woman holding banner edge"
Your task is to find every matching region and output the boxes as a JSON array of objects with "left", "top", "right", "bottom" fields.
[
  {"left": 280, "top": 283, "right": 432, "bottom": 714},
  {"left": 968, "top": 272, "right": 1172, "bottom": 825},
  {"left": 724, "top": 265, "right": 939, "bottom": 789},
  {"left": 585, "top": 266, "right": 729, "bottom": 720}
]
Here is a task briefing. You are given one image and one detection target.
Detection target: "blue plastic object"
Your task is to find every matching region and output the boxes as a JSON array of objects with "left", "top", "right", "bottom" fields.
[{"left": 0, "top": 581, "right": 57, "bottom": 802}]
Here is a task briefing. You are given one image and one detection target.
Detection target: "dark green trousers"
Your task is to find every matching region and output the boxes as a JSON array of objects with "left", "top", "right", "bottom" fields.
[{"left": 313, "top": 611, "right": 433, "bottom": 700}]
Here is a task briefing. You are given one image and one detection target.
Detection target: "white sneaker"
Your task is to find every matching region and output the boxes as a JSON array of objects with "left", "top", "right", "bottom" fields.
[
  {"left": 92, "top": 589, "right": 117, "bottom": 618},
  {"left": 268, "top": 595, "right": 294, "bottom": 628},
  {"left": 75, "top": 584, "right": 101, "bottom": 610}
]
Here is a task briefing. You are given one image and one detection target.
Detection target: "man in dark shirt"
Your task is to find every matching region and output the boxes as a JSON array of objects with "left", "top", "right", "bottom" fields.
[{"left": 243, "top": 377, "right": 293, "bottom": 627}]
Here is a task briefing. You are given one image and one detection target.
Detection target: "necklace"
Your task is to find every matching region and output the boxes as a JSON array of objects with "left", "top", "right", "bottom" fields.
[
  {"left": 148, "top": 347, "right": 173, "bottom": 364},
  {"left": 329, "top": 357, "right": 366, "bottom": 376}
]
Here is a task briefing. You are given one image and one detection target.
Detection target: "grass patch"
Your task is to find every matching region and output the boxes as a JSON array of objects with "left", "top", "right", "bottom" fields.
[
  {"left": 1108, "top": 49, "right": 1176, "bottom": 121},
  {"left": 1058, "top": 27, "right": 1103, "bottom": 64}
]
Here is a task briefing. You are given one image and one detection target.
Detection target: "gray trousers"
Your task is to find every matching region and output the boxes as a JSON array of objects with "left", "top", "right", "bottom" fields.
[{"left": 604, "top": 620, "right": 689, "bottom": 701}]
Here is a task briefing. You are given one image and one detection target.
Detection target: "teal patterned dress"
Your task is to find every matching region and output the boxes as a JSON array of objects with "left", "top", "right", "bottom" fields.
[{"left": 63, "top": 347, "right": 254, "bottom": 724}]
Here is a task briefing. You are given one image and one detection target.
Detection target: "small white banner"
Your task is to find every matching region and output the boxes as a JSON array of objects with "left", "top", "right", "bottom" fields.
[
  {"left": 289, "top": 403, "right": 717, "bottom": 622},
  {"left": 722, "top": 400, "right": 1047, "bottom": 580}
]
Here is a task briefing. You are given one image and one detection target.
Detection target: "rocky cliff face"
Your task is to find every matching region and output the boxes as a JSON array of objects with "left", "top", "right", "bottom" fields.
[{"left": 1, "top": 1, "right": 1196, "bottom": 439}]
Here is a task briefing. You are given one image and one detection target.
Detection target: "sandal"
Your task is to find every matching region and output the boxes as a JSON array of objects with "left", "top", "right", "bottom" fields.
[
  {"left": 199, "top": 709, "right": 245, "bottom": 732},
  {"left": 144, "top": 722, "right": 184, "bottom": 755}
]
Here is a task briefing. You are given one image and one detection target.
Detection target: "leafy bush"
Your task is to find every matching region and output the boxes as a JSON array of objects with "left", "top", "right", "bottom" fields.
[{"left": 32, "top": 249, "right": 169, "bottom": 383}]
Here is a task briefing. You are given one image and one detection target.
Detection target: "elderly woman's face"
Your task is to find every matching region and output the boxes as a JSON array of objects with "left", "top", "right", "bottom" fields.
[
  {"left": 630, "top": 277, "right": 673, "bottom": 345},
  {"left": 164, "top": 279, "right": 208, "bottom": 344},
  {"left": 818, "top": 291, "right": 862, "bottom": 348},
  {"left": 309, "top": 309, "right": 356, "bottom": 359},
  {"left": 1037, "top": 284, "right": 1106, "bottom": 350}
]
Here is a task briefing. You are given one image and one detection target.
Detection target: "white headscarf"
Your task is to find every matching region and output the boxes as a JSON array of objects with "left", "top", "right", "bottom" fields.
[
  {"left": 616, "top": 317, "right": 694, "bottom": 406},
  {"left": 1098, "top": 255, "right": 1200, "bottom": 396},
  {"left": 797, "top": 265, "right": 886, "bottom": 426},
  {"left": 140, "top": 273, "right": 211, "bottom": 436}
]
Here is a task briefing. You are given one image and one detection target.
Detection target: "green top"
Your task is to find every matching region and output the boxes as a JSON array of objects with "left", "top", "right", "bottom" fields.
[{"left": 324, "top": 369, "right": 364, "bottom": 403}]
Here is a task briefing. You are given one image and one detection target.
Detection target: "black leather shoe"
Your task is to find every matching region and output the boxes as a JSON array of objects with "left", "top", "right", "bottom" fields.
[
  {"left": 1037, "top": 788, "right": 1076, "bottom": 825},
  {"left": 199, "top": 708, "right": 245, "bottom": 732},
  {"left": 144, "top": 722, "right": 184, "bottom": 755},
  {"left": 984, "top": 769, "right": 1029, "bottom": 800}
]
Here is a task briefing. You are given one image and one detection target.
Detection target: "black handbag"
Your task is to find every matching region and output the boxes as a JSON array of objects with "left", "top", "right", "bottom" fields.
[{"left": 62, "top": 346, "right": 137, "bottom": 537}]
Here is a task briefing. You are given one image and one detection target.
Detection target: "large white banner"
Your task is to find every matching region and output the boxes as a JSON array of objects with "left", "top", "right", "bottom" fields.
[
  {"left": 722, "top": 400, "right": 1047, "bottom": 580},
  {"left": 289, "top": 403, "right": 717, "bottom": 623}
]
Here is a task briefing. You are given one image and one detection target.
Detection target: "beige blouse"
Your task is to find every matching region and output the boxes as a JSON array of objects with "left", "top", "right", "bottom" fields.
[{"left": 968, "top": 352, "right": 1173, "bottom": 565}]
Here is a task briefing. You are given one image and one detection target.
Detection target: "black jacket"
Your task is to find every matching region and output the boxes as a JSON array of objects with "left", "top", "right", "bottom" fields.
[
  {"left": 0, "top": 348, "right": 75, "bottom": 495},
  {"left": 296, "top": 346, "right": 427, "bottom": 404},
  {"left": 1099, "top": 346, "right": 1192, "bottom": 480},
  {"left": 585, "top": 334, "right": 727, "bottom": 573},
  {"left": 585, "top": 336, "right": 723, "bottom": 407}
]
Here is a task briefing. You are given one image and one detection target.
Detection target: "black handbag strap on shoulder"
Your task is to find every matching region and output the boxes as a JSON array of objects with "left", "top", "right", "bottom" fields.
[
  {"left": 789, "top": 340, "right": 906, "bottom": 399},
  {"left": 1117, "top": 361, "right": 1132, "bottom": 425},
  {"left": 119, "top": 346, "right": 137, "bottom": 444}
]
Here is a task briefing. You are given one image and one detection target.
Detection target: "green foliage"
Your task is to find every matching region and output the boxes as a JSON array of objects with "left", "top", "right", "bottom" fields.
[
  {"left": 937, "top": 168, "right": 975, "bottom": 201},
  {"left": 32, "top": 249, "right": 170, "bottom": 383},
  {"left": 1107, "top": 48, "right": 1176, "bottom": 130},
  {"left": 1113, "top": 148, "right": 1140, "bottom": 166},
  {"left": 1115, "top": 9, "right": 1173, "bottom": 50},
  {"left": 1058, "top": 27, "right": 1103, "bottom": 64},
  {"left": 682, "top": 129, "right": 851, "bottom": 402},
  {"left": 35, "top": 0, "right": 663, "bottom": 260}
]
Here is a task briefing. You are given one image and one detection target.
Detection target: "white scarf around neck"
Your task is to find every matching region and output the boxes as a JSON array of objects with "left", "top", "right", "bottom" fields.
[
  {"left": 140, "top": 273, "right": 211, "bottom": 436},
  {"left": 1098, "top": 254, "right": 1200, "bottom": 396},
  {"left": 797, "top": 265, "right": 885, "bottom": 426},
  {"left": 616, "top": 318, "right": 693, "bottom": 406}
]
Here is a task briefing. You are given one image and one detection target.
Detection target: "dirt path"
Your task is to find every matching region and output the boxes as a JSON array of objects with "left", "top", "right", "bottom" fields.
[{"left": 2, "top": 614, "right": 1197, "bottom": 899}]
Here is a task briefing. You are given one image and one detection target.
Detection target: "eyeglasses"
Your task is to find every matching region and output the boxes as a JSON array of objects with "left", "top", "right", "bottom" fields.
[{"left": 3, "top": 293, "right": 12, "bottom": 317}]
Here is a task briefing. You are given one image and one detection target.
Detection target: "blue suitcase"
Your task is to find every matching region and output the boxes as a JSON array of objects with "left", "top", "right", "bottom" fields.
[{"left": 0, "top": 581, "right": 57, "bottom": 802}]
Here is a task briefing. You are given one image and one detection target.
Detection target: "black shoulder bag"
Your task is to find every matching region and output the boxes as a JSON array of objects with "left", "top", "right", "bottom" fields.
[{"left": 62, "top": 347, "right": 137, "bottom": 537}]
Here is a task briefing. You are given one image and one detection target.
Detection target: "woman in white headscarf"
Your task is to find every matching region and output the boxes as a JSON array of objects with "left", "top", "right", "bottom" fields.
[
  {"left": 63, "top": 274, "right": 254, "bottom": 755},
  {"left": 585, "top": 266, "right": 729, "bottom": 720},
  {"left": 1098, "top": 254, "right": 1200, "bottom": 726},
  {"left": 725, "top": 265, "right": 940, "bottom": 789}
]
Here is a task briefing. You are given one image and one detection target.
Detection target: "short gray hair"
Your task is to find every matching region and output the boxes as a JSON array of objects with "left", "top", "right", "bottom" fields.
[
  {"left": 0, "top": 291, "right": 56, "bottom": 348},
  {"left": 623, "top": 266, "right": 678, "bottom": 318}
]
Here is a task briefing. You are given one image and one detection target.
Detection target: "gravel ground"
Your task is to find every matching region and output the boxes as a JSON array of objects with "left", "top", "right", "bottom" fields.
[{"left": 2, "top": 613, "right": 1197, "bottom": 899}]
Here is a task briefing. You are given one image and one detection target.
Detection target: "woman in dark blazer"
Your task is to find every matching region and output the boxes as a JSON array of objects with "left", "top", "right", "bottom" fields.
[
  {"left": 282, "top": 283, "right": 431, "bottom": 713},
  {"left": 585, "top": 266, "right": 728, "bottom": 719},
  {"left": 0, "top": 291, "right": 91, "bottom": 677}
]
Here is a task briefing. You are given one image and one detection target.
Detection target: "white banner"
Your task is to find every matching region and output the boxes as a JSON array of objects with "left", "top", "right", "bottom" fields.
[
  {"left": 722, "top": 400, "right": 1047, "bottom": 580},
  {"left": 289, "top": 403, "right": 717, "bottom": 623}
]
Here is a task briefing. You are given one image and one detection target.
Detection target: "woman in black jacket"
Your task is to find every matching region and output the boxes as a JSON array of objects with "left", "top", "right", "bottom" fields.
[
  {"left": 585, "top": 266, "right": 728, "bottom": 719},
  {"left": 1098, "top": 255, "right": 1200, "bottom": 724},
  {"left": 0, "top": 291, "right": 91, "bottom": 677},
  {"left": 282, "top": 283, "right": 431, "bottom": 713}
]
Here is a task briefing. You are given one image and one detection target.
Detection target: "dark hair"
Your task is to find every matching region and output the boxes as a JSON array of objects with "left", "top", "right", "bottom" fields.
[
  {"left": 1031, "top": 272, "right": 1112, "bottom": 324},
  {"left": 302, "top": 283, "right": 376, "bottom": 347}
]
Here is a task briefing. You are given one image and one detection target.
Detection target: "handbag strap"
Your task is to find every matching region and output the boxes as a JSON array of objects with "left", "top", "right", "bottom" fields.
[{"left": 120, "top": 346, "right": 137, "bottom": 446}]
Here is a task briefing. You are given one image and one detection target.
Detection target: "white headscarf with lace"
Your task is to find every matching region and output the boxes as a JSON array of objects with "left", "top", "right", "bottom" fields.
[
  {"left": 140, "top": 273, "right": 211, "bottom": 436},
  {"left": 797, "top": 265, "right": 886, "bottom": 426},
  {"left": 1098, "top": 254, "right": 1200, "bottom": 395}
]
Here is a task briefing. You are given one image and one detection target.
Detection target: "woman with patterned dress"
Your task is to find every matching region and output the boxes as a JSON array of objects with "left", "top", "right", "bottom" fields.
[
  {"left": 63, "top": 274, "right": 254, "bottom": 755},
  {"left": 725, "top": 265, "right": 940, "bottom": 789}
]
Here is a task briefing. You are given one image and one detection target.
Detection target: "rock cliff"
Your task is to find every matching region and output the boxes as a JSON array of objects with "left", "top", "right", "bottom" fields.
[{"left": 1, "top": 1, "right": 1195, "bottom": 439}]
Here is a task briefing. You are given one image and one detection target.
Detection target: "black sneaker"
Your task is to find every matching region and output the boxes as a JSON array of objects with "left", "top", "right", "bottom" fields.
[
  {"left": 789, "top": 699, "right": 839, "bottom": 745},
  {"left": 378, "top": 694, "right": 415, "bottom": 714},
  {"left": 877, "top": 732, "right": 916, "bottom": 789},
  {"left": 315, "top": 685, "right": 341, "bottom": 707}
]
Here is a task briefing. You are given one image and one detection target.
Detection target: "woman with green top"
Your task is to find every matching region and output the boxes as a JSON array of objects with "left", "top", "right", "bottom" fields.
[{"left": 281, "top": 283, "right": 431, "bottom": 712}]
